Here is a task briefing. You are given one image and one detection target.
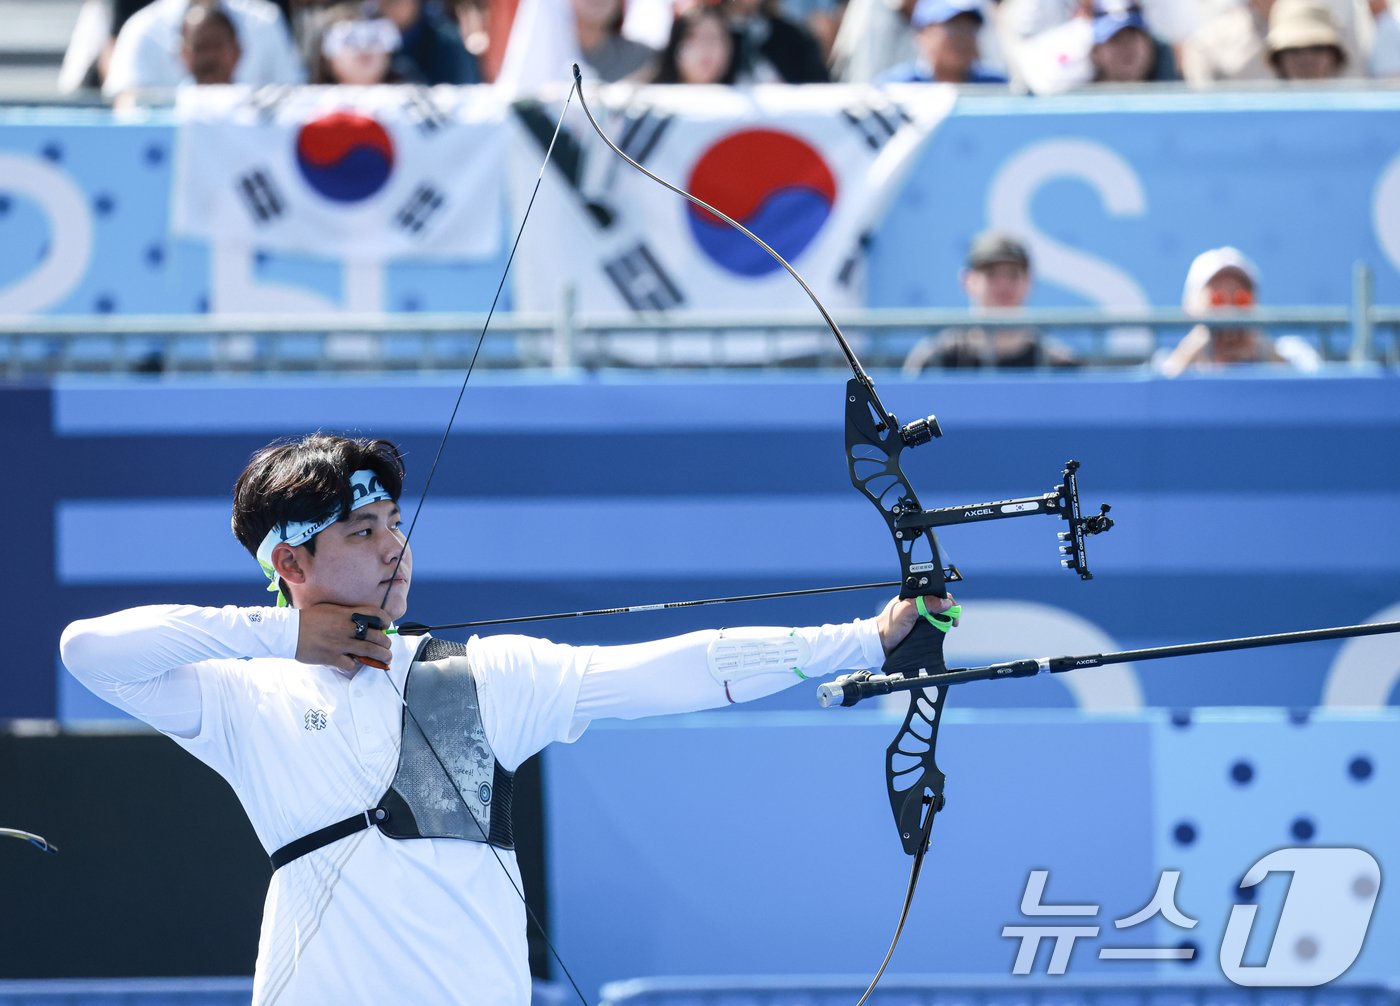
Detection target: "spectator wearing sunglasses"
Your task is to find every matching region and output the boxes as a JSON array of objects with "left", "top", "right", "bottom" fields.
[
  {"left": 311, "top": 5, "right": 404, "bottom": 83},
  {"left": 1158, "top": 247, "right": 1319, "bottom": 376}
]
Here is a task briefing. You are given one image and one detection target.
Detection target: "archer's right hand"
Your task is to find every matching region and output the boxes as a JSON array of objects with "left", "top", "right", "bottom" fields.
[{"left": 295, "top": 602, "right": 393, "bottom": 674}]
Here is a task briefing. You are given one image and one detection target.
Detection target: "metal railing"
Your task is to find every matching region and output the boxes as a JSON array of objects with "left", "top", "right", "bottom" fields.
[{"left": 2, "top": 274, "right": 1395, "bottom": 378}]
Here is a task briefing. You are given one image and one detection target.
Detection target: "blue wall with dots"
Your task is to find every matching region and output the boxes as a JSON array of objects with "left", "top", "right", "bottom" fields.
[{"left": 544, "top": 710, "right": 1397, "bottom": 995}]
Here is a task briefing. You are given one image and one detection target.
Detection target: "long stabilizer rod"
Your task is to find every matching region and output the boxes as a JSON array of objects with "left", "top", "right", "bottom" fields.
[{"left": 819, "top": 619, "right": 1400, "bottom": 707}]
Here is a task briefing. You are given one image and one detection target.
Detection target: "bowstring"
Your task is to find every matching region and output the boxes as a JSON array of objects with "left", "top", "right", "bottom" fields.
[{"left": 368, "top": 81, "right": 595, "bottom": 1006}]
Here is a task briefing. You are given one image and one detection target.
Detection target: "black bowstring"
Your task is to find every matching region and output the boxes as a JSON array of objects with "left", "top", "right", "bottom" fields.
[{"left": 366, "top": 80, "right": 594, "bottom": 1006}]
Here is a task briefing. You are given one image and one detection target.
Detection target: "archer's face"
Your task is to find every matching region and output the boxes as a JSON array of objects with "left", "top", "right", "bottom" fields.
[{"left": 295, "top": 500, "right": 412, "bottom": 622}]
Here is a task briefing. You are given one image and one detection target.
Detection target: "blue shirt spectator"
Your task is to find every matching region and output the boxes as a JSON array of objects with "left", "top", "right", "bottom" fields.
[{"left": 877, "top": 0, "right": 1009, "bottom": 83}]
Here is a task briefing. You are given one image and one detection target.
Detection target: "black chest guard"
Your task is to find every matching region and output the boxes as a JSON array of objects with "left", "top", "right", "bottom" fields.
[{"left": 270, "top": 637, "right": 514, "bottom": 870}]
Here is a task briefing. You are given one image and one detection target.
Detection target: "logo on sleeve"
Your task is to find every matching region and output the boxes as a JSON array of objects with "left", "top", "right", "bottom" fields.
[{"left": 303, "top": 709, "right": 328, "bottom": 731}]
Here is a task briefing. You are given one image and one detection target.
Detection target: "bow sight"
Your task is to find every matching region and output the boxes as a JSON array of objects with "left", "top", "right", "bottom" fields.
[{"left": 898, "top": 455, "right": 1115, "bottom": 582}]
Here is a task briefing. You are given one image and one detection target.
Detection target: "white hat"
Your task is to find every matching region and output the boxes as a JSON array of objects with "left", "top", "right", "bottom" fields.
[{"left": 1182, "top": 246, "right": 1260, "bottom": 308}]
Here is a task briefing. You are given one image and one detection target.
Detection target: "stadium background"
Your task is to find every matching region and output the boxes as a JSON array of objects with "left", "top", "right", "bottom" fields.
[{"left": 2, "top": 65, "right": 1398, "bottom": 1006}]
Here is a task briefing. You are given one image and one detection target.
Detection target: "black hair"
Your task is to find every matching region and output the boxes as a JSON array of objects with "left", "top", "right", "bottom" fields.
[
  {"left": 231, "top": 434, "right": 405, "bottom": 602},
  {"left": 652, "top": 7, "right": 739, "bottom": 84}
]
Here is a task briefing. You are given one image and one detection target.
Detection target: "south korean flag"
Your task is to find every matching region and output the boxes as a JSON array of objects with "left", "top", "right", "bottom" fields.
[
  {"left": 507, "top": 83, "right": 955, "bottom": 365},
  {"left": 172, "top": 85, "right": 505, "bottom": 262}
]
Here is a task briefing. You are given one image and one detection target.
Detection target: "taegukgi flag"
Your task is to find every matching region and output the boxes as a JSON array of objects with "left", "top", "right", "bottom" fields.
[
  {"left": 172, "top": 85, "right": 505, "bottom": 261},
  {"left": 507, "top": 83, "right": 955, "bottom": 364}
]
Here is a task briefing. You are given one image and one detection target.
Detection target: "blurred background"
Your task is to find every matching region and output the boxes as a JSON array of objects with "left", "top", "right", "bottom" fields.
[{"left": 1, "top": 0, "right": 1398, "bottom": 1003}]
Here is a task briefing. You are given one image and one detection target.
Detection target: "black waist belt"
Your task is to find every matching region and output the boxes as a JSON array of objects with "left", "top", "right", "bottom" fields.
[{"left": 270, "top": 807, "right": 388, "bottom": 870}]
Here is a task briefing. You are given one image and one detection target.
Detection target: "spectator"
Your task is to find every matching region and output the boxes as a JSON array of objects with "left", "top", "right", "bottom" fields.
[
  {"left": 310, "top": 4, "right": 403, "bottom": 84},
  {"left": 830, "top": 0, "right": 918, "bottom": 82},
  {"left": 877, "top": 0, "right": 1009, "bottom": 82},
  {"left": 653, "top": 6, "right": 740, "bottom": 82},
  {"left": 376, "top": 0, "right": 481, "bottom": 83},
  {"left": 725, "top": 0, "right": 830, "bottom": 82},
  {"left": 181, "top": 3, "right": 241, "bottom": 83},
  {"left": 573, "top": 0, "right": 659, "bottom": 81},
  {"left": 1088, "top": 1, "right": 1177, "bottom": 81},
  {"left": 903, "top": 232, "right": 1076, "bottom": 372},
  {"left": 1158, "top": 247, "right": 1319, "bottom": 375},
  {"left": 1267, "top": 0, "right": 1347, "bottom": 78},
  {"left": 104, "top": 0, "right": 305, "bottom": 102}
]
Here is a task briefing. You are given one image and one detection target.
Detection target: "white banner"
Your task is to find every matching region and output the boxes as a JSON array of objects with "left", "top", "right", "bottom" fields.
[
  {"left": 508, "top": 83, "right": 955, "bottom": 364},
  {"left": 172, "top": 85, "right": 505, "bottom": 261}
]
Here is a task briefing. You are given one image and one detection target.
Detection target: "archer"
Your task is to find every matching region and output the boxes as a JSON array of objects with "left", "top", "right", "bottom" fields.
[{"left": 61, "top": 432, "right": 956, "bottom": 1006}]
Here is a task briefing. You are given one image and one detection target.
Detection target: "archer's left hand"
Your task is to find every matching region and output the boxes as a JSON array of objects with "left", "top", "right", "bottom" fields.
[{"left": 877, "top": 594, "right": 959, "bottom": 656}]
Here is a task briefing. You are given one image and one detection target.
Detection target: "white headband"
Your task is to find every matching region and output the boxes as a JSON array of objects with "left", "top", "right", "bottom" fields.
[{"left": 255, "top": 469, "right": 395, "bottom": 604}]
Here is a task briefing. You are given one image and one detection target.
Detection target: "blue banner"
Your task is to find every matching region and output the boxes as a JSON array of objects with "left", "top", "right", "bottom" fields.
[{"left": 16, "top": 372, "right": 1400, "bottom": 722}]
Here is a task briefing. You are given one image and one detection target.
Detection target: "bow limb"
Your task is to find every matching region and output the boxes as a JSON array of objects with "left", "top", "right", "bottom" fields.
[{"left": 572, "top": 68, "right": 961, "bottom": 1001}]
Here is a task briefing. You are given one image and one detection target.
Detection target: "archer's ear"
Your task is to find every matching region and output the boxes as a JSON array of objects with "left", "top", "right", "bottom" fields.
[{"left": 271, "top": 543, "right": 308, "bottom": 587}]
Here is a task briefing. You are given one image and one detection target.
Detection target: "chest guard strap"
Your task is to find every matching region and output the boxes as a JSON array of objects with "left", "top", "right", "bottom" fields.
[{"left": 270, "top": 637, "right": 514, "bottom": 870}]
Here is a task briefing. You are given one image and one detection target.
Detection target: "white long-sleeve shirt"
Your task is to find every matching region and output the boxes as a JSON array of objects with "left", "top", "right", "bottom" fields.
[{"left": 61, "top": 604, "right": 884, "bottom": 1005}]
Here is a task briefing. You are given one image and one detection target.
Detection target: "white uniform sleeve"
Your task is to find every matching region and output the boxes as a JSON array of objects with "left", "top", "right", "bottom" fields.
[
  {"left": 470, "top": 620, "right": 884, "bottom": 771},
  {"left": 576, "top": 619, "right": 885, "bottom": 718},
  {"left": 60, "top": 605, "right": 299, "bottom": 739}
]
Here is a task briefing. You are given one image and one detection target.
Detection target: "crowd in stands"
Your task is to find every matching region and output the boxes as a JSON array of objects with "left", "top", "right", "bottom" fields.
[
  {"left": 42, "top": 0, "right": 1379, "bottom": 375},
  {"left": 56, "top": 0, "right": 1400, "bottom": 101}
]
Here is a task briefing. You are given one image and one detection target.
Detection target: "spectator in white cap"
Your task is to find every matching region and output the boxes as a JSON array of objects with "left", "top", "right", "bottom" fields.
[
  {"left": 1267, "top": 0, "right": 1347, "bottom": 78},
  {"left": 1159, "top": 247, "right": 1319, "bottom": 376},
  {"left": 878, "top": 0, "right": 1009, "bottom": 81}
]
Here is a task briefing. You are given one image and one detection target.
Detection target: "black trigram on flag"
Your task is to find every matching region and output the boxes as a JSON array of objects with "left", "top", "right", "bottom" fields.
[
  {"left": 236, "top": 169, "right": 286, "bottom": 224},
  {"left": 841, "top": 100, "right": 912, "bottom": 152},
  {"left": 395, "top": 184, "right": 446, "bottom": 234},
  {"left": 613, "top": 107, "right": 672, "bottom": 168},
  {"left": 603, "top": 243, "right": 685, "bottom": 312},
  {"left": 403, "top": 88, "right": 449, "bottom": 136},
  {"left": 244, "top": 84, "right": 292, "bottom": 124}
]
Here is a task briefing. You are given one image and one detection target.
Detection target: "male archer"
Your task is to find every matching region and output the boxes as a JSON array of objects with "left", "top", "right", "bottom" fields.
[{"left": 61, "top": 432, "right": 955, "bottom": 1005}]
